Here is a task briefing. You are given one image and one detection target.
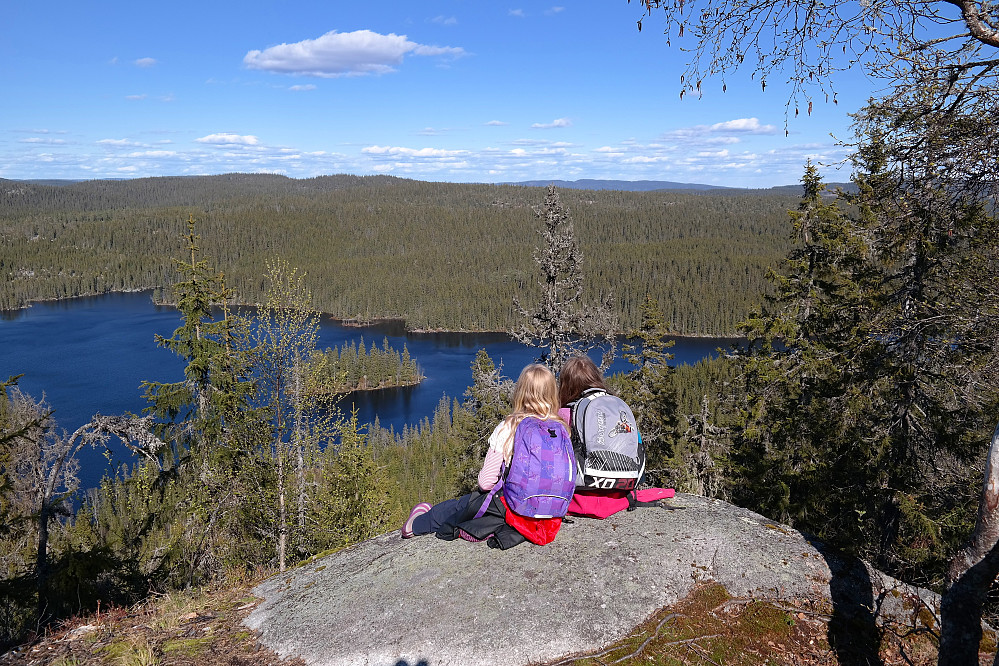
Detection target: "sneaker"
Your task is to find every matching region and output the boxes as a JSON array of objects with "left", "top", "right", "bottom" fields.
[
  {"left": 457, "top": 528, "right": 487, "bottom": 543},
  {"left": 401, "top": 502, "right": 432, "bottom": 539}
]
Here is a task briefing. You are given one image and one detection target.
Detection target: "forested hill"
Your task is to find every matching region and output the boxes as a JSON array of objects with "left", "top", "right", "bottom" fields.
[
  {"left": 502, "top": 178, "right": 734, "bottom": 191},
  {"left": 0, "top": 174, "right": 798, "bottom": 334}
]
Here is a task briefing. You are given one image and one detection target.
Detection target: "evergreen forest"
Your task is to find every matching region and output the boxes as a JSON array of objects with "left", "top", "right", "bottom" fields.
[
  {"left": 1, "top": 116, "right": 999, "bottom": 661},
  {"left": 0, "top": 175, "right": 798, "bottom": 334},
  {"left": 5, "top": 0, "right": 999, "bottom": 659}
]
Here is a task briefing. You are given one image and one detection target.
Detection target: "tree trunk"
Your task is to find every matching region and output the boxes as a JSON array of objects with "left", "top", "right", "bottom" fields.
[
  {"left": 295, "top": 357, "right": 306, "bottom": 545},
  {"left": 34, "top": 499, "right": 50, "bottom": 622},
  {"left": 277, "top": 448, "right": 287, "bottom": 572},
  {"left": 939, "top": 422, "right": 999, "bottom": 665}
]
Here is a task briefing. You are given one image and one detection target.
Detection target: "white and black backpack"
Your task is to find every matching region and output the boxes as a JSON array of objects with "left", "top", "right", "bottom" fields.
[{"left": 569, "top": 388, "right": 646, "bottom": 491}]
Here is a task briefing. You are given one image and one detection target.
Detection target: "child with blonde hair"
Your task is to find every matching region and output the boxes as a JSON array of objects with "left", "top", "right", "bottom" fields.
[{"left": 402, "top": 364, "right": 572, "bottom": 548}]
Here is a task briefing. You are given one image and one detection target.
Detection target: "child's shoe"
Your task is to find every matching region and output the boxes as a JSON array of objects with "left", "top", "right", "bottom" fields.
[
  {"left": 401, "top": 502, "right": 432, "bottom": 538},
  {"left": 457, "top": 528, "right": 487, "bottom": 543}
]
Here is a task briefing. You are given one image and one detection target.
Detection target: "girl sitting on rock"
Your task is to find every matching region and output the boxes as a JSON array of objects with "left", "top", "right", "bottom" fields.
[
  {"left": 401, "top": 363, "right": 570, "bottom": 549},
  {"left": 558, "top": 355, "right": 674, "bottom": 518}
]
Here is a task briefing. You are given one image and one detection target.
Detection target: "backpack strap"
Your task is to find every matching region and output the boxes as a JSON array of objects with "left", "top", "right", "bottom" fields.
[
  {"left": 626, "top": 490, "right": 663, "bottom": 511},
  {"left": 474, "top": 460, "right": 506, "bottom": 520}
]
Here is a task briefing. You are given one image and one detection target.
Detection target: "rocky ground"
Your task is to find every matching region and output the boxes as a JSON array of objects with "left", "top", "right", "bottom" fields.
[
  {"left": 0, "top": 580, "right": 960, "bottom": 666},
  {"left": 3, "top": 493, "right": 997, "bottom": 665}
]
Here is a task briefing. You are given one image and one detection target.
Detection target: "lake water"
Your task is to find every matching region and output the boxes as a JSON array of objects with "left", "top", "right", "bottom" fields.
[{"left": 0, "top": 291, "right": 738, "bottom": 489}]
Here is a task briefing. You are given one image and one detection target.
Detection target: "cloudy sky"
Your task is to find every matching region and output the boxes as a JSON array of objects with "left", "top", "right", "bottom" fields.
[{"left": 2, "top": 1, "right": 877, "bottom": 187}]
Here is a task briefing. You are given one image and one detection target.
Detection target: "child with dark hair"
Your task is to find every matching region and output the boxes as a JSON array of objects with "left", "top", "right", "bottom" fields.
[{"left": 558, "top": 356, "right": 674, "bottom": 518}]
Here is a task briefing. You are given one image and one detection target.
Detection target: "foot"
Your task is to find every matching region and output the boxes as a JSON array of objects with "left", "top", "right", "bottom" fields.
[
  {"left": 401, "top": 502, "right": 432, "bottom": 539},
  {"left": 457, "top": 528, "right": 487, "bottom": 543}
]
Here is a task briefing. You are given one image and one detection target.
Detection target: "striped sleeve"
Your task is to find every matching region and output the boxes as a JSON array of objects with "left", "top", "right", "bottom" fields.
[{"left": 477, "top": 446, "right": 505, "bottom": 491}]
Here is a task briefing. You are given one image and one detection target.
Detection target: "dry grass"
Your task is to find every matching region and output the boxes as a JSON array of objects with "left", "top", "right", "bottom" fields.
[{"left": 0, "top": 581, "right": 302, "bottom": 666}]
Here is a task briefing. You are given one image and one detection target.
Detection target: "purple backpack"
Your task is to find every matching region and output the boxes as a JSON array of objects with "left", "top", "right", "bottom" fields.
[{"left": 502, "top": 416, "right": 576, "bottom": 518}]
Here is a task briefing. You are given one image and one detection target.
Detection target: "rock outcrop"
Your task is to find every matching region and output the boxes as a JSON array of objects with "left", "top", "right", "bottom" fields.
[{"left": 244, "top": 493, "right": 938, "bottom": 666}]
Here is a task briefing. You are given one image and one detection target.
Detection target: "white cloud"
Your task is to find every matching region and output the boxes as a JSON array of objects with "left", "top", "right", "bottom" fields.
[
  {"left": 15, "top": 128, "right": 67, "bottom": 135},
  {"left": 126, "top": 150, "right": 177, "bottom": 158},
  {"left": 97, "top": 139, "right": 144, "bottom": 147},
  {"left": 509, "top": 9, "right": 525, "bottom": 17},
  {"left": 125, "top": 94, "right": 147, "bottom": 101},
  {"left": 19, "top": 137, "right": 67, "bottom": 145},
  {"left": 289, "top": 84, "right": 317, "bottom": 91},
  {"left": 2, "top": 116, "right": 849, "bottom": 188},
  {"left": 431, "top": 15, "right": 457, "bottom": 25},
  {"left": 362, "top": 145, "right": 467, "bottom": 158},
  {"left": 705, "top": 136, "right": 742, "bottom": 145},
  {"left": 531, "top": 118, "right": 572, "bottom": 129},
  {"left": 709, "top": 118, "right": 777, "bottom": 134},
  {"left": 659, "top": 117, "right": 777, "bottom": 146},
  {"left": 134, "top": 57, "right": 157, "bottom": 68},
  {"left": 485, "top": 120, "right": 508, "bottom": 126},
  {"left": 545, "top": 6, "right": 565, "bottom": 15},
  {"left": 243, "top": 30, "right": 466, "bottom": 78},
  {"left": 696, "top": 149, "right": 731, "bottom": 158},
  {"left": 510, "top": 138, "right": 575, "bottom": 148},
  {"left": 196, "top": 133, "right": 260, "bottom": 146}
]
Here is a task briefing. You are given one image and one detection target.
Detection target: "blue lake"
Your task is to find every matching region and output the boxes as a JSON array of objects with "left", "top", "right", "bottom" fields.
[{"left": 0, "top": 291, "right": 738, "bottom": 489}]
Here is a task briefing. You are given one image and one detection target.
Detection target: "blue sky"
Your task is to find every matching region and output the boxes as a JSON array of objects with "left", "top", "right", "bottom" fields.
[{"left": 2, "top": 1, "right": 878, "bottom": 188}]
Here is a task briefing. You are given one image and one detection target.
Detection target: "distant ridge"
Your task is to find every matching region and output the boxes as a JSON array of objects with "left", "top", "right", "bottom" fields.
[
  {"left": 768, "top": 182, "right": 858, "bottom": 196},
  {"left": 17, "top": 179, "right": 86, "bottom": 187},
  {"left": 503, "top": 178, "right": 858, "bottom": 195},
  {"left": 502, "top": 178, "right": 732, "bottom": 192},
  {"left": 5, "top": 175, "right": 857, "bottom": 195}
]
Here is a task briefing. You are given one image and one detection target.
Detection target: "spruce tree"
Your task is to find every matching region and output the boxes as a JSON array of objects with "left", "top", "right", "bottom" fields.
[
  {"left": 512, "top": 185, "right": 617, "bottom": 373},
  {"left": 142, "top": 215, "right": 252, "bottom": 457},
  {"left": 732, "top": 164, "right": 880, "bottom": 553},
  {"left": 450, "top": 350, "right": 513, "bottom": 494},
  {"left": 731, "top": 145, "right": 999, "bottom": 586},
  {"left": 618, "top": 295, "right": 680, "bottom": 488}
]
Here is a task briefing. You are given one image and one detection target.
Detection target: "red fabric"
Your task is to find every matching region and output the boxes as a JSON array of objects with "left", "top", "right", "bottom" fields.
[
  {"left": 500, "top": 497, "right": 562, "bottom": 545},
  {"left": 568, "top": 487, "right": 675, "bottom": 519}
]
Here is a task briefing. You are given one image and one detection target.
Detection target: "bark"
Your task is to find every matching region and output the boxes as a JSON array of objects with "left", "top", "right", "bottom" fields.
[
  {"left": 295, "top": 357, "right": 306, "bottom": 544},
  {"left": 278, "top": 449, "right": 287, "bottom": 572},
  {"left": 938, "top": 422, "right": 999, "bottom": 665}
]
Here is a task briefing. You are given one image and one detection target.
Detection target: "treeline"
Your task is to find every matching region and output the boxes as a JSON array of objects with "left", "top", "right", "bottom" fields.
[
  {"left": 311, "top": 337, "right": 423, "bottom": 393},
  {"left": 0, "top": 175, "right": 797, "bottom": 334}
]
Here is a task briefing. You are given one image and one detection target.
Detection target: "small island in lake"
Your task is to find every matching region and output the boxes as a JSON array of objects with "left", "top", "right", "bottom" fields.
[{"left": 310, "top": 337, "right": 424, "bottom": 393}]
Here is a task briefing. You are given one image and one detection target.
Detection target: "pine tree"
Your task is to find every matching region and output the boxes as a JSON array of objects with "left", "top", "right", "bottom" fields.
[
  {"left": 618, "top": 295, "right": 679, "bottom": 488},
  {"left": 450, "top": 350, "right": 513, "bottom": 493},
  {"left": 141, "top": 215, "right": 253, "bottom": 457},
  {"left": 512, "top": 185, "right": 618, "bottom": 373}
]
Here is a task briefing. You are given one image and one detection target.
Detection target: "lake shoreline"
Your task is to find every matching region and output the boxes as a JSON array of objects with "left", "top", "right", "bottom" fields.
[
  {"left": 4, "top": 288, "right": 746, "bottom": 340},
  {"left": 1, "top": 291, "right": 738, "bottom": 490}
]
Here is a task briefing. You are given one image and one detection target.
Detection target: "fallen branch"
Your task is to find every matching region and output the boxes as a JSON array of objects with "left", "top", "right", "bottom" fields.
[{"left": 608, "top": 614, "right": 685, "bottom": 664}]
